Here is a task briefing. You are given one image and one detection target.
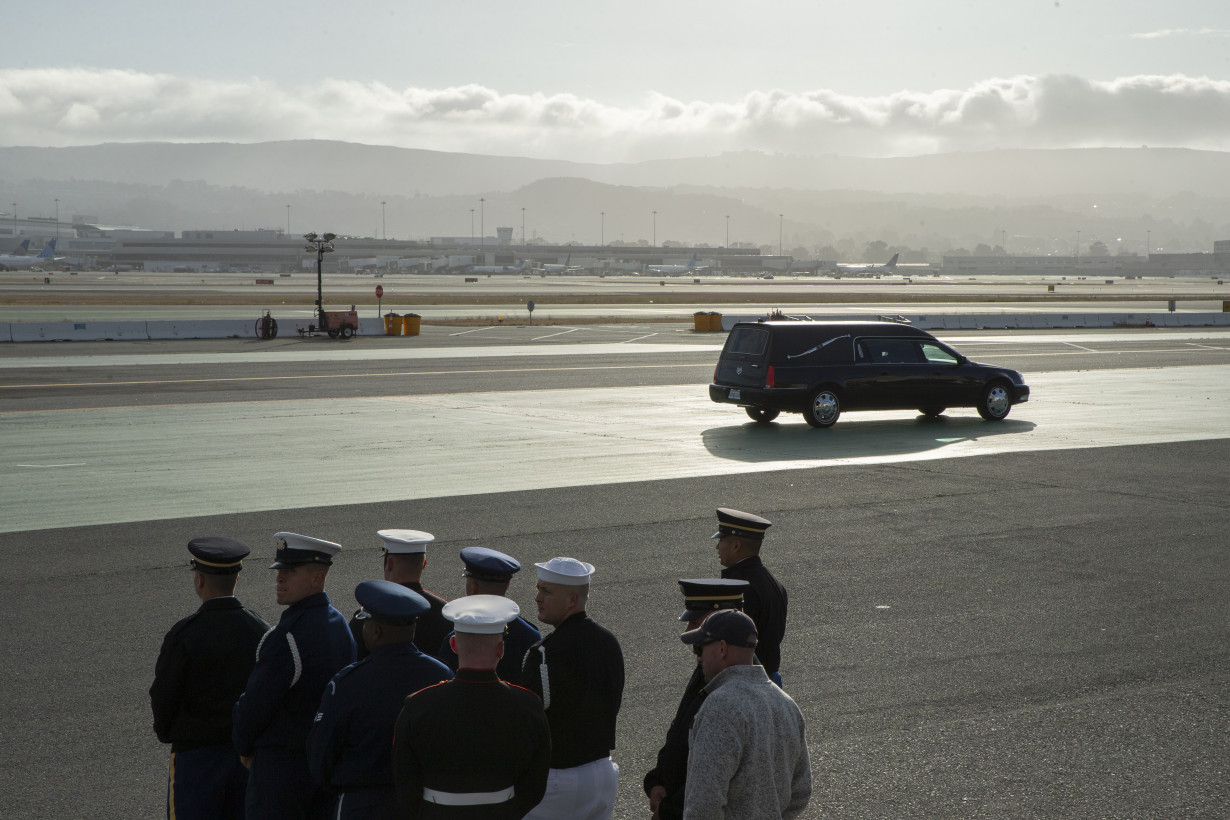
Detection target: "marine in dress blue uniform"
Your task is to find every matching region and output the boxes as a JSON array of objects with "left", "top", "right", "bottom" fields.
[
  {"left": 643, "top": 578, "right": 749, "bottom": 820},
  {"left": 232, "top": 533, "right": 357, "bottom": 820},
  {"left": 308, "top": 580, "right": 452, "bottom": 820},
  {"left": 436, "top": 547, "right": 542, "bottom": 680},
  {"left": 151, "top": 537, "right": 270, "bottom": 820},
  {"left": 713, "top": 508, "right": 789, "bottom": 684},
  {"left": 520, "top": 558, "right": 624, "bottom": 820},
  {"left": 394, "top": 595, "right": 550, "bottom": 819},
  {"left": 348, "top": 529, "right": 451, "bottom": 661}
]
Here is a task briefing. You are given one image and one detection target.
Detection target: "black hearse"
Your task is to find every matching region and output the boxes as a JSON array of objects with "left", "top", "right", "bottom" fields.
[{"left": 709, "top": 320, "right": 1030, "bottom": 427}]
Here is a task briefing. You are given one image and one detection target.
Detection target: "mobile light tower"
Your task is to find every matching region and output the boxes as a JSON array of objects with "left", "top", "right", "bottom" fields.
[{"left": 303, "top": 232, "right": 356, "bottom": 338}]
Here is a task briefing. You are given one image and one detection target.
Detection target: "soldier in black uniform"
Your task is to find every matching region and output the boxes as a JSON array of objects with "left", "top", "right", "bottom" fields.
[
  {"left": 520, "top": 557, "right": 624, "bottom": 820},
  {"left": 643, "top": 578, "right": 748, "bottom": 820},
  {"left": 394, "top": 595, "right": 551, "bottom": 819},
  {"left": 436, "top": 547, "right": 541, "bottom": 680},
  {"left": 713, "top": 508, "right": 789, "bottom": 685},
  {"left": 348, "top": 529, "right": 450, "bottom": 661},
  {"left": 151, "top": 537, "right": 270, "bottom": 820},
  {"left": 308, "top": 580, "right": 452, "bottom": 819}
]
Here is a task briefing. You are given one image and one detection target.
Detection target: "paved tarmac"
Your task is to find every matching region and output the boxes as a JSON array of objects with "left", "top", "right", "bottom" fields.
[{"left": 1, "top": 327, "right": 1227, "bottom": 819}]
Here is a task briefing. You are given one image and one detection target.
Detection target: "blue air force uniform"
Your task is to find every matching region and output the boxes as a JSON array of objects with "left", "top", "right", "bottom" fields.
[
  {"left": 394, "top": 595, "right": 551, "bottom": 819},
  {"left": 308, "top": 580, "right": 453, "bottom": 820},
  {"left": 436, "top": 547, "right": 542, "bottom": 680},
  {"left": 150, "top": 537, "right": 270, "bottom": 820},
  {"left": 232, "top": 533, "right": 356, "bottom": 820}
]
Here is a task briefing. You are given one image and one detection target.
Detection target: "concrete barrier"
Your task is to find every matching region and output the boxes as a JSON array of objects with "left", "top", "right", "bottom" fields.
[{"left": 9, "top": 321, "right": 146, "bottom": 342}]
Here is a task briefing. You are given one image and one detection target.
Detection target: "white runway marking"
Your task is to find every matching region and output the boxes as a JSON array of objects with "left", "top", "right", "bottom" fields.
[{"left": 2, "top": 364, "right": 1227, "bottom": 533}]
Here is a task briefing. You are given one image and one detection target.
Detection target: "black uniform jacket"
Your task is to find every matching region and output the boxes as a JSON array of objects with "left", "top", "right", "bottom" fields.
[
  {"left": 721, "top": 556, "right": 788, "bottom": 675},
  {"left": 350, "top": 582, "right": 451, "bottom": 662},
  {"left": 150, "top": 595, "right": 270, "bottom": 752},
  {"left": 519, "top": 611, "right": 625, "bottom": 769},
  {"left": 642, "top": 664, "right": 708, "bottom": 820},
  {"left": 393, "top": 668, "right": 550, "bottom": 819}
]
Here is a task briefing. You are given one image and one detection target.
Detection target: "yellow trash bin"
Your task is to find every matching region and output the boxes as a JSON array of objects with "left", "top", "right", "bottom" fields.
[
  {"left": 384, "top": 313, "right": 401, "bottom": 335},
  {"left": 693, "top": 311, "right": 709, "bottom": 332},
  {"left": 402, "top": 313, "right": 421, "bottom": 336},
  {"left": 708, "top": 312, "right": 724, "bottom": 331}
]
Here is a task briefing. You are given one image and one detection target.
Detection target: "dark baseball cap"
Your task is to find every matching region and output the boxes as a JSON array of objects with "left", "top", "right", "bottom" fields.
[{"left": 679, "top": 609, "right": 758, "bottom": 649}]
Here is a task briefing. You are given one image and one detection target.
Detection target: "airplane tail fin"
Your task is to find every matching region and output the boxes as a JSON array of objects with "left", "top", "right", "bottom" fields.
[
  {"left": 13, "top": 239, "right": 30, "bottom": 254},
  {"left": 688, "top": 252, "right": 698, "bottom": 269},
  {"left": 885, "top": 253, "right": 899, "bottom": 269},
  {"left": 37, "top": 238, "right": 57, "bottom": 259}
]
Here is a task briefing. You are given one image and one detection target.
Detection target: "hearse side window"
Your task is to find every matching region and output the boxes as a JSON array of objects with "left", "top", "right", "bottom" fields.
[
  {"left": 920, "top": 342, "right": 960, "bottom": 365},
  {"left": 726, "top": 327, "right": 769, "bottom": 355},
  {"left": 856, "top": 338, "right": 923, "bottom": 364}
]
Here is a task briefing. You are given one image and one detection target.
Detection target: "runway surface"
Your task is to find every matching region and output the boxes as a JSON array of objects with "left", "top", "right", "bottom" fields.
[{"left": 1, "top": 325, "right": 1227, "bottom": 819}]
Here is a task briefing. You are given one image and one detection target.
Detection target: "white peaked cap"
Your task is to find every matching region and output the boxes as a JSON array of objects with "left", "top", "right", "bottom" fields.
[
  {"left": 378, "top": 529, "right": 435, "bottom": 554},
  {"left": 534, "top": 557, "right": 595, "bottom": 585},
  {"left": 442, "top": 595, "right": 520, "bottom": 634}
]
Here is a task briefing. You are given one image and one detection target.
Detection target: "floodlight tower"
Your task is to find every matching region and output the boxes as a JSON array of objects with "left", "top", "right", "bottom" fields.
[{"left": 304, "top": 232, "right": 336, "bottom": 326}]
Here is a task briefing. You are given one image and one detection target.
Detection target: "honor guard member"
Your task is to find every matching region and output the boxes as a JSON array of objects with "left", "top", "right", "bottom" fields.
[
  {"left": 713, "top": 508, "right": 789, "bottom": 686},
  {"left": 643, "top": 578, "right": 749, "bottom": 820},
  {"left": 349, "top": 529, "right": 450, "bottom": 661},
  {"left": 308, "top": 580, "right": 452, "bottom": 820},
  {"left": 436, "top": 547, "right": 542, "bottom": 680},
  {"left": 394, "top": 595, "right": 551, "bottom": 819},
  {"left": 151, "top": 537, "right": 270, "bottom": 820},
  {"left": 520, "top": 558, "right": 624, "bottom": 820},
  {"left": 233, "top": 533, "right": 356, "bottom": 820}
]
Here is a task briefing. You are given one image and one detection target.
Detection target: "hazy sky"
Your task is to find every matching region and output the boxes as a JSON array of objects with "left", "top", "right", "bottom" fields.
[{"left": 3, "top": 0, "right": 1228, "bottom": 161}]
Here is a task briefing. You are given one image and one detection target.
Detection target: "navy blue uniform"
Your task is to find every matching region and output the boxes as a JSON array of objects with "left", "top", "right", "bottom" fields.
[
  {"left": 233, "top": 591, "right": 356, "bottom": 820},
  {"left": 394, "top": 668, "right": 551, "bottom": 819},
  {"left": 437, "top": 615, "right": 541, "bottom": 681},
  {"left": 151, "top": 596, "right": 269, "bottom": 820},
  {"left": 721, "top": 556, "right": 788, "bottom": 676},
  {"left": 308, "top": 642, "right": 451, "bottom": 819},
  {"left": 642, "top": 664, "right": 707, "bottom": 820},
  {"left": 519, "top": 611, "right": 624, "bottom": 769}
]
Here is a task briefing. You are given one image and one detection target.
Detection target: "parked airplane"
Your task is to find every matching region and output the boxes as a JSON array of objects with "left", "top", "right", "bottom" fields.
[
  {"left": 834, "top": 253, "right": 899, "bottom": 276},
  {"left": 647, "top": 252, "right": 705, "bottom": 275},
  {"left": 0, "top": 238, "right": 59, "bottom": 270},
  {"left": 540, "top": 254, "right": 583, "bottom": 273},
  {"left": 467, "top": 259, "right": 526, "bottom": 274}
]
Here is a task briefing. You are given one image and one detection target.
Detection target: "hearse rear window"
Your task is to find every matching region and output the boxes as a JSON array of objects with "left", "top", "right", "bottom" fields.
[{"left": 726, "top": 327, "right": 769, "bottom": 355}]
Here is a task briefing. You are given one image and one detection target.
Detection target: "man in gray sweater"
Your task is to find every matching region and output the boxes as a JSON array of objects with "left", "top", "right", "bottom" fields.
[{"left": 680, "top": 611, "right": 811, "bottom": 819}]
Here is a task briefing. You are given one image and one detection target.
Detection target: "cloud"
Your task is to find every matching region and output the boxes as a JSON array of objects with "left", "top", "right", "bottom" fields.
[
  {"left": 1131, "top": 28, "right": 1230, "bottom": 39},
  {"left": 2, "top": 68, "right": 1230, "bottom": 161}
]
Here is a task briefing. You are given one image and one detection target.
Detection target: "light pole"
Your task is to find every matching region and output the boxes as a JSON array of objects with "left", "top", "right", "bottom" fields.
[
  {"left": 54, "top": 198, "right": 60, "bottom": 237},
  {"left": 470, "top": 209, "right": 475, "bottom": 246},
  {"left": 11, "top": 203, "right": 16, "bottom": 240},
  {"left": 600, "top": 211, "right": 605, "bottom": 247},
  {"left": 479, "top": 198, "right": 485, "bottom": 252},
  {"left": 652, "top": 210, "right": 657, "bottom": 247},
  {"left": 304, "top": 232, "right": 336, "bottom": 329},
  {"left": 725, "top": 214, "right": 730, "bottom": 248},
  {"left": 521, "top": 207, "right": 526, "bottom": 246},
  {"left": 286, "top": 205, "right": 290, "bottom": 236},
  {"left": 778, "top": 214, "right": 783, "bottom": 257},
  {"left": 1146, "top": 230, "right": 1151, "bottom": 258},
  {"left": 381, "top": 201, "right": 387, "bottom": 240}
]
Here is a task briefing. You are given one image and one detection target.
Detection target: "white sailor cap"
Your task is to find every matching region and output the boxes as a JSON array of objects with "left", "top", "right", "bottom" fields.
[
  {"left": 378, "top": 529, "right": 434, "bottom": 555},
  {"left": 271, "top": 532, "right": 341, "bottom": 568},
  {"left": 534, "top": 556, "right": 595, "bottom": 586},
  {"left": 442, "top": 594, "right": 520, "bottom": 634}
]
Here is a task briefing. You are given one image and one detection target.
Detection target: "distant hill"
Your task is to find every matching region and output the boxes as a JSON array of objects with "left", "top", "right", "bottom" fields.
[
  {"left": 2, "top": 141, "right": 1228, "bottom": 253},
  {"left": 2, "top": 141, "right": 1228, "bottom": 198}
]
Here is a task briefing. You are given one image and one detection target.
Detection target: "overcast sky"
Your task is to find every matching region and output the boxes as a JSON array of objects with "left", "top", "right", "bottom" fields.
[{"left": 2, "top": 1, "right": 1228, "bottom": 161}]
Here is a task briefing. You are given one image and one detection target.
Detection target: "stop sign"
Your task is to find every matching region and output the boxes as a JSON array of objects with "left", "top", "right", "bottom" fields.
[{"left": 375, "top": 285, "right": 384, "bottom": 298}]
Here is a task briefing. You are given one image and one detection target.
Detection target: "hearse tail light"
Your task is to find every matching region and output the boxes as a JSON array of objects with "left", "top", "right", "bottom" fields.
[{"left": 765, "top": 365, "right": 775, "bottom": 388}]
